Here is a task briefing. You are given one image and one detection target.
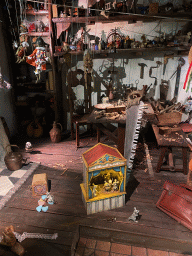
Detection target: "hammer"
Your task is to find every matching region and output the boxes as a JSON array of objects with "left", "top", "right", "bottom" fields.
[{"left": 138, "top": 63, "right": 147, "bottom": 79}]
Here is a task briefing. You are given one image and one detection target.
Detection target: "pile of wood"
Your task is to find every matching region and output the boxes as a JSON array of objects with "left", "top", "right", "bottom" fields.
[{"left": 150, "top": 99, "right": 183, "bottom": 115}]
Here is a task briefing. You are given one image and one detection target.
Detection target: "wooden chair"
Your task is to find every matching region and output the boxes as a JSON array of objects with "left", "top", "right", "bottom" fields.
[{"left": 67, "top": 69, "right": 93, "bottom": 148}]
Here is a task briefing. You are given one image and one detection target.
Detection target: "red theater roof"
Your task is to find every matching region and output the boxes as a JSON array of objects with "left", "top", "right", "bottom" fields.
[{"left": 83, "top": 143, "right": 124, "bottom": 166}]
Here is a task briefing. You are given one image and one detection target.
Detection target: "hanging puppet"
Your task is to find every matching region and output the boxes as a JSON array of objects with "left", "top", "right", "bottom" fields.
[
  {"left": 26, "top": 37, "right": 49, "bottom": 83},
  {"left": 183, "top": 46, "right": 192, "bottom": 93},
  {"left": 15, "top": 21, "right": 29, "bottom": 63},
  {"left": 83, "top": 49, "right": 93, "bottom": 89}
]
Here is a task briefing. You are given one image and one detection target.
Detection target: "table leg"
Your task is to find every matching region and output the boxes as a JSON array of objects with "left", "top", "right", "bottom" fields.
[
  {"left": 156, "top": 147, "right": 167, "bottom": 173},
  {"left": 76, "top": 122, "right": 80, "bottom": 148},
  {"left": 117, "top": 123, "right": 125, "bottom": 156},
  {"left": 182, "top": 147, "right": 188, "bottom": 175},
  {"left": 97, "top": 126, "right": 100, "bottom": 143}
]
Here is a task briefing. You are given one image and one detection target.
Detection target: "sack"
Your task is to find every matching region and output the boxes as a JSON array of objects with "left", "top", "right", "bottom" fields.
[{"left": 156, "top": 181, "right": 192, "bottom": 231}]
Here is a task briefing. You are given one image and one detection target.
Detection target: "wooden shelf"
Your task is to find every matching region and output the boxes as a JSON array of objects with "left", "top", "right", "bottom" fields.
[
  {"left": 28, "top": 32, "right": 49, "bottom": 37},
  {"left": 52, "top": 12, "right": 192, "bottom": 24},
  {"left": 26, "top": 9, "right": 49, "bottom": 16},
  {"left": 54, "top": 46, "right": 190, "bottom": 57}
]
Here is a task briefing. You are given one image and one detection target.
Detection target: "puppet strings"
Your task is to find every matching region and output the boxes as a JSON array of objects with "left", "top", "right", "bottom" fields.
[
  {"left": 5, "top": 0, "right": 17, "bottom": 42},
  {"left": 14, "top": 0, "right": 20, "bottom": 37}
]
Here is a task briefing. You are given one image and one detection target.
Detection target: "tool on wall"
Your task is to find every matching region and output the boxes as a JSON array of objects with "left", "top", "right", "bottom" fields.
[
  {"left": 174, "top": 57, "right": 185, "bottom": 98},
  {"left": 138, "top": 63, "right": 147, "bottom": 79},
  {"left": 160, "top": 79, "right": 169, "bottom": 101},
  {"left": 163, "top": 53, "right": 174, "bottom": 75},
  {"left": 149, "top": 61, "right": 162, "bottom": 86}
]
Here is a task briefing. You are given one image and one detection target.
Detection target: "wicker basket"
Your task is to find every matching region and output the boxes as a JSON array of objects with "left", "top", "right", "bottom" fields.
[{"left": 157, "top": 112, "right": 182, "bottom": 126}]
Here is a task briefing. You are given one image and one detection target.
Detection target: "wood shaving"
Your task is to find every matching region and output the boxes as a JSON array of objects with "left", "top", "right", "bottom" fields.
[{"left": 61, "top": 169, "right": 68, "bottom": 176}]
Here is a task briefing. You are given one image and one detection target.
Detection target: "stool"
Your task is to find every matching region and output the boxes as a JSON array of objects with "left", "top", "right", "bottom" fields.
[{"left": 152, "top": 125, "right": 189, "bottom": 175}]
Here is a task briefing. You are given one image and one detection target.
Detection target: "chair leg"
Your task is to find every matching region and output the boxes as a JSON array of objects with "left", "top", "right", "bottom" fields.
[
  {"left": 71, "top": 121, "right": 75, "bottom": 140},
  {"left": 76, "top": 122, "right": 80, "bottom": 148}
]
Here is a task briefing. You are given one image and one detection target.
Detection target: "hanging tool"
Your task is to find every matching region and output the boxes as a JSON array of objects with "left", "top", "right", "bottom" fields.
[
  {"left": 174, "top": 57, "right": 185, "bottom": 98},
  {"left": 138, "top": 63, "right": 147, "bottom": 79},
  {"left": 149, "top": 61, "right": 162, "bottom": 86},
  {"left": 163, "top": 53, "right": 174, "bottom": 75}
]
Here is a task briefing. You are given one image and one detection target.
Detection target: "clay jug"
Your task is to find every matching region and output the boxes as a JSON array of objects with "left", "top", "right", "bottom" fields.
[{"left": 49, "top": 121, "right": 62, "bottom": 143}]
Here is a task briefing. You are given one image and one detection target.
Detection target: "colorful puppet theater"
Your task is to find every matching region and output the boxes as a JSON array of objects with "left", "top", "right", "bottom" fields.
[{"left": 81, "top": 143, "right": 127, "bottom": 215}]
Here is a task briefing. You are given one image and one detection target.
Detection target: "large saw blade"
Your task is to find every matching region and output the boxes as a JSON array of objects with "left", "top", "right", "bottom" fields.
[{"left": 124, "top": 101, "right": 144, "bottom": 170}]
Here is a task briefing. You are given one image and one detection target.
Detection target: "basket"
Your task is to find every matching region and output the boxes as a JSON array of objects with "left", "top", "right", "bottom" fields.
[{"left": 157, "top": 112, "right": 182, "bottom": 126}]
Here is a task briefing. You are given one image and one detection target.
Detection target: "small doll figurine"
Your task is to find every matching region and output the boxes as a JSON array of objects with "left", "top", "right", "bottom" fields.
[
  {"left": 112, "top": 178, "right": 119, "bottom": 191},
  {"left": 26, "top": 37, "right": 49, "bottom": 83}
]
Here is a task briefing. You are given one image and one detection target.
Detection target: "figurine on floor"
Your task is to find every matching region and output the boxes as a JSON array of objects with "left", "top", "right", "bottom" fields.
[
  {"left": 128, "top": 207, "right": 140, "bottom": 223},
  {"left": 26, "top": 37, "right": 49, "bottom": 83}
]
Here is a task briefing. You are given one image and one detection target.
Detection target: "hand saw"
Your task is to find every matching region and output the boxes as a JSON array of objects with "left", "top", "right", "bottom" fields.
[{"left": 174, "top": 57, "right": 185, "bottom": 98}]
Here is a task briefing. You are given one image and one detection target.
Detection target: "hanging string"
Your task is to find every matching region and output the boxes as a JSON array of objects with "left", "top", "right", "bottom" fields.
[
  {"left": 5, "top": 0, "right": 17, "bottom": 42},
  {"left": 18, "top": 0, "right": 23, "bottom": 23},
  {"left": 14, "top": 0, "right": 20, "bottom": 36}
]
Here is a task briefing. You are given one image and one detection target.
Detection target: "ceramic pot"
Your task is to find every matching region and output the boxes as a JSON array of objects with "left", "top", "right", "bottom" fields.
[{"left": 49, "top": 121, "right": 63, "bottom": 143}]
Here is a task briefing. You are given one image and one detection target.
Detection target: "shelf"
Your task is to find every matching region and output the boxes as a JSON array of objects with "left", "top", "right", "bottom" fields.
[
  {"left": 54, "top": 46, "right": 190, "bottom": 57},
  {"left": 28, "top": 32, "right": 49, "bottom": 37},
  {"left": 52, "top": 12, "right": 192, "bottom": 24},
  {"left": 26, "top": 9, "right": 49, "bottom": 16}
]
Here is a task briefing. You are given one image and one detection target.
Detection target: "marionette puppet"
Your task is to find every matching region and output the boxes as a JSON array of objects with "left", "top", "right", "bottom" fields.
[
  {"left": 15, "top": 23, "right": 29, "bottom": 63},
  {"left": 26, "top": 37, "right": 49, "bottom": 83},
  {"left": 183, "top": 46, "right": 192, "bottom": 92}
]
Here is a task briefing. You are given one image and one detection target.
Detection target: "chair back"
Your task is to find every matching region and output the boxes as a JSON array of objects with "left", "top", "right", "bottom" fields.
[{"left": 67, "top": 69, "right": 92, "bottom": 115}]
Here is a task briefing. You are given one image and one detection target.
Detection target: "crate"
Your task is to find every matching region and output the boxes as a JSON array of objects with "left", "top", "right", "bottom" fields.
[
  {"left": 157, "top": 112, "right": 182, "bottom": 126},
  {"left": 32, "top": 173, "right": 48, "bottom": 196}
]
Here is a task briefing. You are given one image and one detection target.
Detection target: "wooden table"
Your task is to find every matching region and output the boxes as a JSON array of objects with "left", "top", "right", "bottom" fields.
[
  {"left": 152, "top": 124, "right": 189, "bottom": 175},
  {"left": 88, "top": 110, "right": 126, "bottom": 156}
]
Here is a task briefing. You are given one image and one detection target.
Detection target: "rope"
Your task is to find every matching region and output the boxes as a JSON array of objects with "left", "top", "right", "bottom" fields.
[{"left": 5, "top": 0, "right": 17, "bottom": 41}]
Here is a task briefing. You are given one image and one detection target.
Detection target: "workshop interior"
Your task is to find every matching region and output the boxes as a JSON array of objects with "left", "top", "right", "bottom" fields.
[{"left": 1, "top": 0, "right": 192, "bottom": 255}]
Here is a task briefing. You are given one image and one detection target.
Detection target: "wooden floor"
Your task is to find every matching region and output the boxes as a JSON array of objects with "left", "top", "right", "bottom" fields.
[{"left": 1, "top": 130, "right": 192, "bottom": 256}]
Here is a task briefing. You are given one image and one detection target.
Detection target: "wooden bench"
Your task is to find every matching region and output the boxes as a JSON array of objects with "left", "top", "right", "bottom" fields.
[{"left": 152, "top": 124, "right": 189, "bottom": 175}]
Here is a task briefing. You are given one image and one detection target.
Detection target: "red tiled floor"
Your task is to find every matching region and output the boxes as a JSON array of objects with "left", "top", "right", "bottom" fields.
[
  {"left": 94, "top": 250, "right": 110, "bottom": 256},
  {"left": 86, "top": 238, "right": 97, "bottom": 249},
  {"left": 132, "top": 246, "right": 147, "bottom": 256},
  {"left": 110, "top": 253, "right": 130, "bottom": 256},
  {"left": 83, "top": 248, "right": 95, "bottom": 256},
  {"left": 169, "top": 253, "right": 191, "bottom": 256},
  {"left": 147, "top": 248, "right": 169, "bottom": 256},
  {"left": 78, "top": 237, "right": 87, "bottom": 247},
  {"left": 96, "top": 240, "right": 111, "bottom": 252},
  {"left": 75, "top": 246, "right": 85, "bottom": 256},
  {"left": 110, "top": 243, "right": 131, "bottom": 255}
]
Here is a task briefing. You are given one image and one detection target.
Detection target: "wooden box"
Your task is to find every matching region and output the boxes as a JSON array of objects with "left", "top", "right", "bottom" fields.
[
  {"left": 32, "top": 173, "right": 48, "bottom": 196},
  {"left": 157, "top": 112, "right": 182, "bottom": 126},
  {"left": 81, "top": 143, "right": 127, "bottom": 215}
]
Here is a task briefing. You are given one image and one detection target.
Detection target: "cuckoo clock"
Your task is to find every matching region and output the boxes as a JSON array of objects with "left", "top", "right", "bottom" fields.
[{"left": 81, "top": 143, "right": 127, "bottom": 215}]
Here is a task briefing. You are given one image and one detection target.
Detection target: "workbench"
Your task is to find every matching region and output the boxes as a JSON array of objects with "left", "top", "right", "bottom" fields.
[
  {"left": 152, "top": 124, "right": 189, "bottom": 175},
  {"left": 88, "top": 109, "right": 126, "bottom": 156}
]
